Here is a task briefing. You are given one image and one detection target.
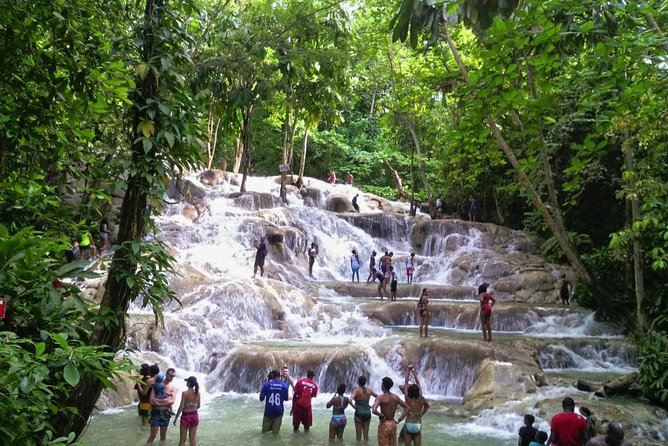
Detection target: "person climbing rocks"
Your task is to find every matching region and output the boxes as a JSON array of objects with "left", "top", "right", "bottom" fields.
[
  {"left": 352, "top": 194, "right": 360, "bottom": 212},
  {"left": 371, "top": 267, "right": 389, "bottom": 300},
  {"left": 253, "top": 236, "right": 268, "bottom": 277}
]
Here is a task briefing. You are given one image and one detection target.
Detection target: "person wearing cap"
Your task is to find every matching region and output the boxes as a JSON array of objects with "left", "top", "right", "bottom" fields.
[
  {"left": 147, "top": 368, "right": 177, "bottom": 443},
  {"left": 585, "top": 421, "right": 630, "bottom": 446},
  {"left": 253, "top": 236, "right": 268, "bottom": 278},
  {"left": 173, "top": 376, "right": 201, "bottom": 446},
  {"left": 548, "top": 397, "right": 588, "bottom": 446},
  {"left": 260, "top": 370, "right": 290, "bottom": 434},
  {"left": 293, "top": 370, "right": 319, "bottom": 432}
]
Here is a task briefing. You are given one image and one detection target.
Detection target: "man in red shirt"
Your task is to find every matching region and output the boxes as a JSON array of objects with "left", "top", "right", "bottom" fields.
[
  {"left": 292, "top": 370, "right": 319, "bottom": 432},
  {"left": 549, "top": 397, "right": 588, "bottom": 446}
]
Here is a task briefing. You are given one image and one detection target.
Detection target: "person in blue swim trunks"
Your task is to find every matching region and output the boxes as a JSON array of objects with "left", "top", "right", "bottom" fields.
[
  {"left": 327, "top": 383, "right": 350, "bottom": 441},
  {"left": 399, "top": 365, "right": 429, "bottom": 446}
]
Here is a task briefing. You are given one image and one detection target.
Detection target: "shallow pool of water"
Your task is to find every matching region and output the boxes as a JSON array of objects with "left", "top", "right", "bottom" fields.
[{"left": 81, "top": 394, "right": 517, "bottom": 446}]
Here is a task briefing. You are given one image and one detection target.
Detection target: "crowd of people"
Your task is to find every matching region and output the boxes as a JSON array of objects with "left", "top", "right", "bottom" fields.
[
  {"left": 134, "top": 364, "right": 629, "bottom": 446},
  {"left": 134, "top": 364, "right": 200, "bottom": 446}
]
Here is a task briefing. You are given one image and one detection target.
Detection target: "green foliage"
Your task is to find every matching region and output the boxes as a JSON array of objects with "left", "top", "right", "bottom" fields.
[
  {"left": 0, "top": 226, "right": 118, "bottom": 444},
  {"left": 633, "top": 319, "right": 668, "bottom": 405}
]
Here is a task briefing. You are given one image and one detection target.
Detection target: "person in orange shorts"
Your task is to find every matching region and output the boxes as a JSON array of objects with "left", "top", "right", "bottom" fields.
[{"left": 371, "top": 376, "right": 408, "bottom": 446}]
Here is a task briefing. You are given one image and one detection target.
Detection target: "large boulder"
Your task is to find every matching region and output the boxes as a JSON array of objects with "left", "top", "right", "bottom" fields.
[
  {"left": 327, "top": 194, "right": 355, "bottom": 213},
  {"left": 461, "top": 358, "right": 544, "bottom": 416}
]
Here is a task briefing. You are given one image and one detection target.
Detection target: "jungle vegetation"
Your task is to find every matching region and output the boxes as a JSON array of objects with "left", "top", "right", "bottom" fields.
[{"left": 0, "top": 0, "right": 666, "bottom": 443}]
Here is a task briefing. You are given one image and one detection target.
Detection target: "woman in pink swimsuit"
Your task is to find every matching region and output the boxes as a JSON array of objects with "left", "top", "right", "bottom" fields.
[{"left": 173, "top": 376, "right": 201, "bottom": 446}]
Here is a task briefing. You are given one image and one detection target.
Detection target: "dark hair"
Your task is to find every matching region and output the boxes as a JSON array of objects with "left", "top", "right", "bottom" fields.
[
  {"left": 478, "top": 283, "right": 489, "bottom": 294},
  {"left": 185, "top": 376, "right": 199, "bottom": 393},
  {"left": 562, "top": 397, "right": 575, "bottom": 410},
  {"left": 358, "top": 376, "right": 367, "bottom": 387},
  {"left": 381, "top": 376, "right": 393, "bottom": 391},
  {"left": 524, "top": 414, "right": 535, "bottom": 425},
  {"left": 148, "top": 364, "right": 160, "bottom": 377},
  {"left": 372, "top": 251, "right": 376, "bottom": 256},
  {"left": 307, "top": 369, "right": 316, "bottom": 379},
  {"left": 139, "top": 363, "right": 150, "bottom": 376},
  {"left": 269, "top": 370, "right": 280, "bottom": 380},
  {"left": 407, "top": 384, "right": 420, "bottom": 399},
  {"left": 536, "top": 431, "right": 548, "bottom": 442},
  {"left": 337, "top": 383, "right": 346, "bottom": 395}
]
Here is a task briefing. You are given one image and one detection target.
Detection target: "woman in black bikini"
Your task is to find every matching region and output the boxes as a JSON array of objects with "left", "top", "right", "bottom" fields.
[
  {"left": 349, "top": 376, "right": 378, "bottom": 441},
  {"left": 417, "top": 288, "right": 429, "bottom": 338}
]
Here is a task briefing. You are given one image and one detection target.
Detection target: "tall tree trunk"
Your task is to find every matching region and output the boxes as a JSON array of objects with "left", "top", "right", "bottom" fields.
[
  {"left": 440, "top": 23, "right": 605, "bottom": 313},
  {"left": 240, "top": 103, "right": 253, "bottom": 192},
  {"left": 232, "top": 136, "right": 243, "bottom": 173},
  {"left": 623, "top": 134, "right": 646, "bottom": 329},
  {"left": 387, "top": 44, "right": 434, "bottom": 215},
  {"left": 206, "top": 99, "right": 221, "bottom": 170},
  {"left": 297, "top": 124, "right": 311, "bottom": 186},
  {"left": 398, "top": 113, "right": 434, "bottom": 215},
  {"left": 54, "top": 0, "right": 163, "bottom": 438}
]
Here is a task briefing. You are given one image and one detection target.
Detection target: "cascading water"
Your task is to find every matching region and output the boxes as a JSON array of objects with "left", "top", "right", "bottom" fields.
[{"left": 82, "top": 173, "right": 655, "bottom": 446}]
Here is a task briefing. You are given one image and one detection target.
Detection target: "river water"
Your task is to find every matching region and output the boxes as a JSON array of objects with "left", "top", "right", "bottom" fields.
[{"left": 81, "top": 173, "right": 637, "bottom": 445}]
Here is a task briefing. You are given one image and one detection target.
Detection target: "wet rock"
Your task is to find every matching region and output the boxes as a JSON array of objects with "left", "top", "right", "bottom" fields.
[
  {"left": 327, "top": 194, "right": 355, "bottom": 213},
  {"left": 181, "top": 204, "right": 198, "bottom": 222},
  {"left": 461, "top": 358, "right": 544, "bottom": 415},
  {"left": 199, "top": 169, "right": 221, "bottom": 186},
  {"left": 226, "top": 191, "right": 282, "bottom": 211}
]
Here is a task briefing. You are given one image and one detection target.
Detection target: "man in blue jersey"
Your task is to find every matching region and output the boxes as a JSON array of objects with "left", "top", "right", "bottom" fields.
[{"left": 260, "top": 370, "right": 290, "bottom": 434}]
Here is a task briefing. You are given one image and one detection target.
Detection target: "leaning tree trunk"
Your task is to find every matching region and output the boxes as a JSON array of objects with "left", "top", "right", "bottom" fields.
[
  {"left": 382, "top": 159, "right": 408, "bottom": 200},
  {"left": 440, "top": 23, "right": 606, "bottom": 313},
  {"left": 54, "top": 0, "right": 163, "bottom": 438}
]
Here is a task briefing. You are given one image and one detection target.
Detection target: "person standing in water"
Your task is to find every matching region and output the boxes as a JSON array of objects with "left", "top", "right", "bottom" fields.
[
  {"left": 406, "top": 253, "right": 415, "bottom": 284},
  {"left": 478, "top": 283, "right": 496, "bottom": 342},
  {"left": 372, "top": 376, "right": 408, "bottom": 446},
  {"left": 253, "top": 236, "right": 268, "bottom": 277},
  {"left": 134, "top": 363, "right": 151, "bottom": 426},
  {"left": 173, "top": 376, "right": 201, "bottom": 446},
  {"left": 559, "top": 273, "right": 572, "bottom": 306},
  {"left": 326, "top": 383, "right": 350, "bottom": 441},
  {"left": 367, "top": 251, "right": 377, "bottom": 283},
  {"left": 389, "top": 266, "right": 398, "bottom": 301},
  {"left": 351, "top": 249, "right": 361, "bottom": 282},
  {"left": 417, "top": 288, "right": 430, "bottom": 338},
  {"left": 401, "top": 365, "right": 429, "bottom": 446},
  {"left": 349, "top": 376, "right": 378, "bottom": 442},
  {"left": 293, "top": 370, "right": 319, "bottom": 433},
  {"left": 308, "top": 242, "right": 318, "bottom": 277},
  {"left": 352, "top": 194, "right": 360, "bottom": 212},
  {"left": 260, "top": 370, "right": 290, "bottom": 435},
  {"left": 328, "top": 169, "right": 337, "bottom": 184}
]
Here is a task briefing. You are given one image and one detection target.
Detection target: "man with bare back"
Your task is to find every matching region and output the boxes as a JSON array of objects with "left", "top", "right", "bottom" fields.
[{"left": 371, "top": 376, "right": 408, "bottom": 446}]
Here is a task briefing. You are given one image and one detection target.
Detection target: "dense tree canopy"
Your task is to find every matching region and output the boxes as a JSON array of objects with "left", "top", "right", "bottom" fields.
[{"left": 0, "top": 0, "right": 667, "bottom": 442}]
